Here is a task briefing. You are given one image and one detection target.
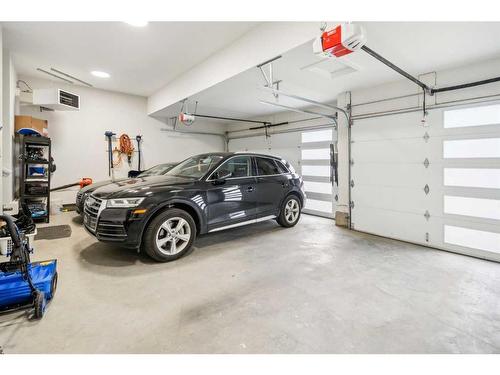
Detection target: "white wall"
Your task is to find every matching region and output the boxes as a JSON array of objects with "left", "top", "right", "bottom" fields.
[
  {"left": 2, "top": 50, "right": 17, "bottom": 206},
  {"left": 0, "top": 26, "right": 3, "bottom": 210},
  {"left": 18, "top": 75, "right": 226, "bottom": 204}
]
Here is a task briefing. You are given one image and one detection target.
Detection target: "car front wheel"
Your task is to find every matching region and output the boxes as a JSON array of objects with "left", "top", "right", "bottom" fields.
[
  {"left": 142, "top": 208, "right": 196, "bottom": 262},
  {"left": 277, "top": 195, "right": 301, "bottom": 228}
]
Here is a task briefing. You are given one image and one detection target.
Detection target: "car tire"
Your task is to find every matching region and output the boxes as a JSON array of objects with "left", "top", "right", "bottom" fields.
[
  {"left": 142, "top": 208, "right": 196, "bottom": 262},
  {"left": 277, "top": 195, "right": 301, "bottom": 228}
]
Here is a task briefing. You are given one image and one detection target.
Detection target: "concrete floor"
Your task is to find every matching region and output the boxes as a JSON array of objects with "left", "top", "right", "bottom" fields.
[{"left": 1, "top": 212, "right": 499, "bottom": 353}]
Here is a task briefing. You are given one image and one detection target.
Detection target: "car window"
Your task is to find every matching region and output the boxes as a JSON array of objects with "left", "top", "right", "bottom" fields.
[
  {"left": 275, "top": 160, "right": 290, "bottom": 174},
  {"left": 256, "top": 157, "right": 281, "bottom": 176},
  {"left": 213, "top": 156, "right": 252, "bottom": 179},
  {"left": 139, "top": 163, "right": 175, "bottom": 177},
  {"left": 166, "top": 155, "right": 224, "bottom": 179}
]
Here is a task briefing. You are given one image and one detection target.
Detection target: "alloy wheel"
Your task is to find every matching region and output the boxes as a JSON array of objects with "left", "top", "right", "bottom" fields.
[
  {"left": 155, "top": 217, "right": 192, "bottom": 255},
  {"left": 285, "top": 199, "right": 300, "bottom": 224}
]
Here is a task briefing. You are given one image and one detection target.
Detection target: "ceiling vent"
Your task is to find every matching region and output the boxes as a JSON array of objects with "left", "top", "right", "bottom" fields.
[
  {"left": 32, "top": 88, "right": 80, "bottom": 111},
  {"left": 301, "top": 57, "right": 359, "bottom": 80}
]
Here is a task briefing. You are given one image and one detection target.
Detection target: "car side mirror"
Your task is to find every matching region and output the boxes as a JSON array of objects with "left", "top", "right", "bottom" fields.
[
  {"left": 212, "top": 170, "right": 232, "bottom": 184},
  {"left": 128, "top": 170, "right": 141, "bottom": 178}
]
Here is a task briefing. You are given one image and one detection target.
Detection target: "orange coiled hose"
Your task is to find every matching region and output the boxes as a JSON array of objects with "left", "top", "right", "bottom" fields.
[{"left": 113, "top": 134, "right": 135, "bottom": 166}]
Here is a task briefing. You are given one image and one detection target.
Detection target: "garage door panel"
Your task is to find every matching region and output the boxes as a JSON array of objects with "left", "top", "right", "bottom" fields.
[
  {"left": 427, "top": 216, "right": 500, "bottom": 261},
  {"left": 351, "top": 101, "right": 500, "bottom": 262},
  {"left": 352, "top": 112, "right": 431, "bottom": 141},
  {"left": 354, "top": 134, "right": 500, "bottom": 165},
  {"left": 353, "top": 185, "right": 441, "bottom": 215},
  {"left": 444, "top": 186, "right": 500, "bottom": 200},
  {"left": 351, "top": 206, "right": 429, "bottom": 245},
  {"left": 351, "top": 138, "right": 443, "bottom": 163},
  {"left": 352, "top": 163, "right": 433, "bottom": 187},
  {"left": 351, "top": 110, "right": 499, "bottom": 140}
]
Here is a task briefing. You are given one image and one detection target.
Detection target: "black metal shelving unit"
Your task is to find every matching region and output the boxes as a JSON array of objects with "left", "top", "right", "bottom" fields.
[{"left": 18, "top": 135, "right": 52, "bottom": 223}]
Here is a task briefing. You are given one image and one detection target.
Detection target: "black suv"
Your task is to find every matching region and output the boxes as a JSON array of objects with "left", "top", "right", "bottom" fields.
[
  {"left": 76, "top": 163, "right": 177, "bottom": 215},
  {"left": 83, "top": 153, "right": 305, "bottom": 262}
]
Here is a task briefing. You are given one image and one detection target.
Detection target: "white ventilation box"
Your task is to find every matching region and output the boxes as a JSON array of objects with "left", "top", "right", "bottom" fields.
[
  {"left": 32, "top": 88, "right": 80, "bottom": 111},
  {"left": 301, "top": 57, "right": 360, "bottom": 80}
]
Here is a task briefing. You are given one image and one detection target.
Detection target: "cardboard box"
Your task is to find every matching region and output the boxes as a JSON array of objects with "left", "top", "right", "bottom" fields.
[{"left": 15, "top": 115, "right": 48, "bottom": 136}]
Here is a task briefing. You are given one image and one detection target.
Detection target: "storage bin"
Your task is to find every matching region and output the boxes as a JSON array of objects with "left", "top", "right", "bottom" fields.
[{"left": 0, "top": 229, "right": 37, "bottom": 256}]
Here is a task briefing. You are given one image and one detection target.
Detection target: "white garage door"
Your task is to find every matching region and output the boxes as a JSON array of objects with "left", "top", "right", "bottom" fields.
[
  {"left": 228, "top": 127, "right": 338, "bottom": 219},
  {"left": 300, "top": 129, "right": 337, "bottom": 218},
  {"left": 351, "top": 102, "right": 500, "bottom": 262},
  {"left": 228, "top": 132, "right": 301, "bottom": 171}
]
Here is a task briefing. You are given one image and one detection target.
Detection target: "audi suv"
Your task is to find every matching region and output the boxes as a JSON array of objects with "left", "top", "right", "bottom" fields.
[
  {"left": 76, "top": 162, "right": 177, "bottom": 215},
  {"left": 83, "top": 153, "right": 305, "bottom": 262}
]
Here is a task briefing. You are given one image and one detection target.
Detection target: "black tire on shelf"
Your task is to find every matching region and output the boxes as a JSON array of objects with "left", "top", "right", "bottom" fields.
[
  {"left": 276, "top": 195, "right": 302, "bottom": 228},
  {"left": 142, "top": 208, "right": 196, "bottom": 262}
]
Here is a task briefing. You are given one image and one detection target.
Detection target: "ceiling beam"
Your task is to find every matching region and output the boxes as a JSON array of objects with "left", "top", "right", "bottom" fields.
[{"left": 147, "top": 22, "right": 321, "bottom": 116}]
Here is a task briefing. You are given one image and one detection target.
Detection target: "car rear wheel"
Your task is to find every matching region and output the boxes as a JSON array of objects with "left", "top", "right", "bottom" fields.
[
  {"left": 143, "top": 208, "right": 196, "bottom": 262},
  {"left": 277, "top": 195, "right": 301, "bottom": 228}
]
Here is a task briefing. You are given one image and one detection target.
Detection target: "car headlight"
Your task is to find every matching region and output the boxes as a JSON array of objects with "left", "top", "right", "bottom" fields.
[{"left": 107, "top": 197, "right": 145, "bottom": 208}]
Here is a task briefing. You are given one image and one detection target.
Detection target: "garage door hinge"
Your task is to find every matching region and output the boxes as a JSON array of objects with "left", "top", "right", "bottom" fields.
[
  {"left": 423, "top": 132, "right": 430, "bottom": 142},
  {"left": 425, "top": 232, "right": 429, "bottom": 242},
  {"left": 350, "top": 201, "right": 355, "bottom": 209},
  {"left": 423, "top": 158, "right": 430, "bottom": 168},
  {"left": 335, "top": 194, "right": 338, "bottom": 202},
  {"left": 350, "top": 180, "right": 355, "bottom": 188},
  {"left": 350, "top": 159, "right": 354, "bottom": 166},
  {"left": 424, "top": 184, "right": 430, "bottom": 195},
  {"left": 424, "top": 210, "right": 430, "bottom": 220}
]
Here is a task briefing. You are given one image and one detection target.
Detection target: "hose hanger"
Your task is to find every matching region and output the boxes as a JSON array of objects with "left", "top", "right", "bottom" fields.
[{"left": 113, "top": 134, "right": 135, "bottom": 166}]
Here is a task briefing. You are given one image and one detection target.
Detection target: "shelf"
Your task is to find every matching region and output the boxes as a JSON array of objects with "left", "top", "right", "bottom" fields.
[
  {"left": 17, "top": 133, "right": 52, "bottom": 224},
  {"left": 25, "top": 178, "right": 49, "bottom": 182},
  {"left": 33, "top": 215, "right": 49, "bottom": 222},
  {"left": 25, "top": 159, "right": 49, "bottom": 164},
  {"left": 24, "top": 136, "right": 50, "bottom": 146},
  {"left": 24, "top": 194, "right": 49, "bottom": 198}
]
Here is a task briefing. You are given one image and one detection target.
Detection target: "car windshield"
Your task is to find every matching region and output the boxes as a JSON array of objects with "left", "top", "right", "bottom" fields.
[
  {"left": 138, "top": 163, "right": 174, "bottom": 177},
  {"left": 165, "top": 154, "right": 224, "bottom": 179}
]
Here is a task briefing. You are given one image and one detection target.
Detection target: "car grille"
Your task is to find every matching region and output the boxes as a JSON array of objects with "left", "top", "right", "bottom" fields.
[
  {"left": 83, "top": 195, "right": 104, "bottom": 232},
  {"left": 97, "top": 221, "right": 127, "bottom": 239},
  {"left": 76, "top": 190, "right": 83, "bottom": 204}
]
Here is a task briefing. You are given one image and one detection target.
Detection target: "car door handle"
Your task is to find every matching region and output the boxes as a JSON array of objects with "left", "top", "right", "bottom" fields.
[{"left": 247, "top": 186, "right": 254, "bottom": 192}]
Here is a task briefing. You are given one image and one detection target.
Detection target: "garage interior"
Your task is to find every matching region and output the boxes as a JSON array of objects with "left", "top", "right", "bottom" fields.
[{"left": 1, "top": 21, "right": 500, "bottom": 354}]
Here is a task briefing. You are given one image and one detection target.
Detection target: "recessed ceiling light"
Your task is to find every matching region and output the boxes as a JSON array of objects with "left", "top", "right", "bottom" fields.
[
  {"left": 125, "top": 21, "right": 148, "bottom": 27},
  {"left": 91, "top": 71, "right": 110, "bottom": 78}
]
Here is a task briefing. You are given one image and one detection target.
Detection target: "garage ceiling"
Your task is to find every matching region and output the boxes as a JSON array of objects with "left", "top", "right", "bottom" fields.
[
  {"left": 6, "top": 22, "right": 500, "bottom": 121},
  {"left": 155, "top": 22, "right": 500, "bottom": 121},
  {"left": 2, "top": 21, "right": 259, "bottom": 96}
]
